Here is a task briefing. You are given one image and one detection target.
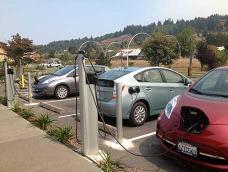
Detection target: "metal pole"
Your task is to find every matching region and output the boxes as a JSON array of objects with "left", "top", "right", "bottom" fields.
[
  {"left": 127, "top": 32, "right": 151, "bottom": 67},
  {"left": 116, "top": 82, "right": 123, "bottom": 143},
  {"left": 4, "top": 60, "right": 10, "bottom": 108},
  {"left": 27, "top": 72, "right": 32, "bottom": 104},
  {"left": 78, "top": 52, "right": 98, "bottom": 156}
]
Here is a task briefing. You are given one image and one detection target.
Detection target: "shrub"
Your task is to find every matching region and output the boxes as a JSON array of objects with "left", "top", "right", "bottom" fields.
[
  {"left": 99, "top": 151, "right": 121, "bottom": 172},
  {"left": 32, "top": 114, "right": 54, "bottom": 130},
  {"left": 48, "top": 126, "right": 73, "bottom": 144},
  {"left": 12, "top": 101, "right": 22, "bottom": 113},
  {"left": 0, "top": 96, "right": 6, "bottom": 105},
  {"left": 20, "top": 108, "right": 34, "bottom": 119}
]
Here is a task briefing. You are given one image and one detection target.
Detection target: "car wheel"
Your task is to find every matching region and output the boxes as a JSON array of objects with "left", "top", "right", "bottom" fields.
[
  {"left": 55, "top": 85, "right": 69, "bottom": 99},
  {"left": 129, "top": 101, "right": 148, "bottom": 126}
]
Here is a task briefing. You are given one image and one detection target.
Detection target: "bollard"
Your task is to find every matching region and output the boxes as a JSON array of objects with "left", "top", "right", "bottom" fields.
[
  {"left": 27, "top": 72, "right": 32, "bottom": 104},
  {"left": 116, "top": 82, "right": 123, "bottom": 143},
  {"left": 21, "top": 74, "right": 25, "bottom": 89}
]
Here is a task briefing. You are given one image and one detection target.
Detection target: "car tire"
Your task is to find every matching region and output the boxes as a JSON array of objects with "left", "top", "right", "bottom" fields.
[
  {"left": 129, "top": 101, "right": 148, "bottom": 126},
  {"left": 55, "top": 85, "right": 69, "bottom": 99}
]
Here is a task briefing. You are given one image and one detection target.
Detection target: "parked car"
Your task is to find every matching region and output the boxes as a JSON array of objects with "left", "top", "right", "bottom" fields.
[
  {"left": 33, "top": 65, "right": 109, "bottom": 99},
  {"left": 156, "top": 66, "right": 228, "bottom": 170},
  {"left": 98, "top": 67, "right": 191, "bottom": 126},
  {"left": 49, "top": 62, "right": 62, "bottom": 67}
]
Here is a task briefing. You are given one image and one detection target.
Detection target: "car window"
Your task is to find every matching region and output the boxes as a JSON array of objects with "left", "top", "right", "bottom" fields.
[
  {"left": 161, "top": 69, "right": 183, "bottom": 83},
  {"left": 199, "top": 71, "right": 220, "bottom": 90},
  {"left": 135, "top": 69, "right": 163, "bottom": 83},
  {"left": 193, "top": 70, "right": 228, "bottom": 96}
]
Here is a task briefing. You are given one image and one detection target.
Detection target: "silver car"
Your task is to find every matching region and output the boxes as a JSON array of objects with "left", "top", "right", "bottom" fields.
[
  {"left": 98, "top": 67, "right": 192, "bottom": 126},
  {"left": 33, "top": 65, "right": 109, "bottom": 99}
]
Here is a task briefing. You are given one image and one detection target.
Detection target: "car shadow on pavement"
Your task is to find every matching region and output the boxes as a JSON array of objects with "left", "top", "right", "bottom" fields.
[
  {"left": 138, "top": 136, "right": 216, "bottom": 172},
  {"left": 99, "top": 114, "right": 159, "bottom": 128}
]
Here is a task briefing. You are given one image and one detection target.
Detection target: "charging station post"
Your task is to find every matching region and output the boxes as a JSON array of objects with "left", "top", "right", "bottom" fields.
[
  {"left": 116, "top": 82, "right": 123, "bottom": 143},
  {"left": 4, "top": 59, "right": 14, "bottom": 108},
  {"left": 77, "top": 52, "right": 98, "bottom": 156}
]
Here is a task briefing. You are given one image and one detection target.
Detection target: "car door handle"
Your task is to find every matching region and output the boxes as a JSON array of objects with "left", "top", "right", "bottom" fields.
[
  {"left": 169, "top": 87, "right": 174, "bottom": 92},
  {"left": 145, "top": 87, "right": 152, "bottom": 91}
]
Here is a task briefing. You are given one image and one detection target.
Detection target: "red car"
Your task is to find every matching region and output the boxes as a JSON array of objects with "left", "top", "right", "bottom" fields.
[{"left": 157, "top": 67, "right": 228, "bottom": 171}]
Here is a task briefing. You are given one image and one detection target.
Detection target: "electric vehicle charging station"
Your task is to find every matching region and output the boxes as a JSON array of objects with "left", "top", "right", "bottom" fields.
[
  {"left": 4, "top": 59, "right": 15, "bottom": 108},
  {"left": 77, "top": 51, "right": 99, "bottom": 156}
]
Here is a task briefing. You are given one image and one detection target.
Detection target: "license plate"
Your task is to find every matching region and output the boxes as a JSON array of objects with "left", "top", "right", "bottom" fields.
[{"left": 177, "top": 141, "right": 198, "bottom": 157}]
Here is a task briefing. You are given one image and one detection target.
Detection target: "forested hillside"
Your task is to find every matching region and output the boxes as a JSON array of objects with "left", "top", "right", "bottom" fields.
[{"left": 37, "top": 14, "right": 228, "bottom": 53}]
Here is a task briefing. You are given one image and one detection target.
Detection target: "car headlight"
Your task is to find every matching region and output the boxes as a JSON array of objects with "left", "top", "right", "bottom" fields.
[
  {"left": 165, "top": 95, "right": 179, "bottom": 119},
  {"left": 42, "top": 79, "right": 56, "bottom": 84}
]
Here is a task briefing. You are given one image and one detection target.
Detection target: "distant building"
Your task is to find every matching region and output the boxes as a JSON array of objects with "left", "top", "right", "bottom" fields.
[
  {"left": 217, "top": 46, "right": 225, "bottom": 51},
  {"left": 0, "top": 42, "right": 7, "bottom": 62},
  {"left": 23, "top": 51, "right": 41, "bottom": 62},
  {"left": 114, "top": 48, "right": 144, "bottom": 59},
  {"left": 219, "top": 19, "right": 227, "bottom": 31}
]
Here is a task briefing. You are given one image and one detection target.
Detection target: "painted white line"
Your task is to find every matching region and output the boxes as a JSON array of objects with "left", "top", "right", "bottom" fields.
[
  {"left": 58, "top": 113, "right": 80, "bottom": 119},
  {"left": 128, "top": 132, "right": 156, "bottom": 142},
  {"left": 43, "top": 97, "right": 79, "bottom": 104},
  {"left": 24, "top": 103, "right": 39, "bottom": 106}
]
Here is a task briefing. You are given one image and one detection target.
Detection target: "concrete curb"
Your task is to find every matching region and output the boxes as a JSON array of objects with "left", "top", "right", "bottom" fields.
[
  {"left": 19, "top": 95, "right": 29, "bottom": 102},
  {"left": 39, "top": 102, "right": 64, "bottom": 114},
  {"left": 98, "top": 121, "right": 117, "bottom": 136},
  {"left": 75, "top": 116, "right": 117, "bottom": 136}
]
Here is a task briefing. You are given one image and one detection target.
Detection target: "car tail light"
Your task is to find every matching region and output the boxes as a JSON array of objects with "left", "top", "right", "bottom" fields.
[
  {"left": 112, "top": 87, "right": 116, "bottom": 99},
  {"left": 112, "top": 85, "right": 125, "bottom": 99}
]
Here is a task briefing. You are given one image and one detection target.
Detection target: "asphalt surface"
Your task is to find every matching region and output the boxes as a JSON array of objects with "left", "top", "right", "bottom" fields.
[{"left": 26, "top": 94, "right": 215, "bottom": 172}]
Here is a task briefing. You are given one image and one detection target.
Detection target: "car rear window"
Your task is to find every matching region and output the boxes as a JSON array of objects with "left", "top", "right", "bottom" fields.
[{"left": 99, "top": 69, "right": 132, "bottom": 80}]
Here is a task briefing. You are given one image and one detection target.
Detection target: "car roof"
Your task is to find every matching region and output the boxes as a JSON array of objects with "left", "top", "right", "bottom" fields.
[{"left": 215, "top": 66, "right": 228, "bottom": 70}]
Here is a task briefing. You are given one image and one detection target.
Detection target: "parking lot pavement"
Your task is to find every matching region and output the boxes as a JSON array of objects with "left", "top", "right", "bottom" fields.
[{"left": 25, "top": 96, "right": 212, "bottom": 172}]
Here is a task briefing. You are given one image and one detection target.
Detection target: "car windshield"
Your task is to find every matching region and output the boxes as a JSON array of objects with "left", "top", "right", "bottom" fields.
[
  {"left": 191, "top": 69, "right": 228, "bottom": 98},
  {"left": 53, "top": 66, "right": 75, "bottom": 76},
  {"left": 99, "top": 68, "right": 134, "bottom": 80}
]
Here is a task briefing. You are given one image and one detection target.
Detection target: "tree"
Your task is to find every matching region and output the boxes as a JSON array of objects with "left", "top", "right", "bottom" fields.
[
  {"left": 95, "top": 52, "right": 111, "bottom": 66},
  {"left": 197, "top": 44, "right": 226, "bottom": 70},
  {"left": 142, "top": 32, "right": 178, "bottom": 66},
  {"left": 7, "top": 33, "right": 33, "bottom": 77},
  {"left": 177, "top": 28, "right": 196, "bottom": 76},
  {"left": 68, "top": 46, "right": 77, "bottom": 54},
  {"left": 48, "top": 50, "right": 56, "bottom": 59},
  {"left": 196, "top": 41, "right": 208, "bottom": 71},
  {"left": 59, "top": 52, "right": 70, "bottom": 65}
]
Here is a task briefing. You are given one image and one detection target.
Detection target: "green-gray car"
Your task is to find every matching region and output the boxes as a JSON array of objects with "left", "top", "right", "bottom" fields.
[{"left": 98, "top": 67, "right": 192, "bottom": 126}]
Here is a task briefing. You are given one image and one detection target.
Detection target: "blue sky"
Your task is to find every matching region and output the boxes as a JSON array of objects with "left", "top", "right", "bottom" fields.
[{"left": 0, "top": 0, "right": 228, "bottom": 45}]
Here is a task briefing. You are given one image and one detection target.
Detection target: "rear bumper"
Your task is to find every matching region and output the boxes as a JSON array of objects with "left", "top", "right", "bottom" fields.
[{"left": 99, "top": 99, "right": 129, "bottom": 119}]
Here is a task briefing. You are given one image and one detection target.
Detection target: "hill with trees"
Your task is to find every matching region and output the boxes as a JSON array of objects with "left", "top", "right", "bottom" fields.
[{"left": 37, "top": 14, "right": 228, "bottom": 54}]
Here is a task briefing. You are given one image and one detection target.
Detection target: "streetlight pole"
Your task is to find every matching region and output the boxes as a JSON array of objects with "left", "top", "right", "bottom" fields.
[
  {"left": 78, "top": 41, "right": 105, "bottom": 54},
  {"left": 104, "top": 41, "right": 126, "bottom": 67},
  {"left": 165, "top": 35, "right": 181, "bottom": 59},
  {"left": 126, "top": 32, "right": 151, "bottom": 67}
]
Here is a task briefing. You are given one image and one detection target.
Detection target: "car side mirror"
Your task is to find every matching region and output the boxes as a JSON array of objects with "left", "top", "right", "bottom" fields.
[{"left": 184, "top": 78, "right": 191, "bottom": 86}]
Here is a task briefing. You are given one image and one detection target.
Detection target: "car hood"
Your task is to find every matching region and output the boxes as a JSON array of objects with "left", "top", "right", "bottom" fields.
[
  {"left": 177, "top": 92, "right": 228, "bottom": 125},
  {"left": 36, "top": 74, "right": 58, "bottom": 84}
]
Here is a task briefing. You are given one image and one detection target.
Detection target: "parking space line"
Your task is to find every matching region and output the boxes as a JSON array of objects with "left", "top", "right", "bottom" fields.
[
  {"left": 58, "top": 113, "right": 80, "bottom": 119},
  {"left": 128, "top": 132, "right": 156, "bottom": 142},
  {"left": 43, "top": 97, "right": 79, "bottom": 104}
]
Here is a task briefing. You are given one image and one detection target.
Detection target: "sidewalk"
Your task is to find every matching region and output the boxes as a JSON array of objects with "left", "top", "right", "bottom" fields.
[{"left": 0, "top": 104, "right": 101, "bottom": 172}]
